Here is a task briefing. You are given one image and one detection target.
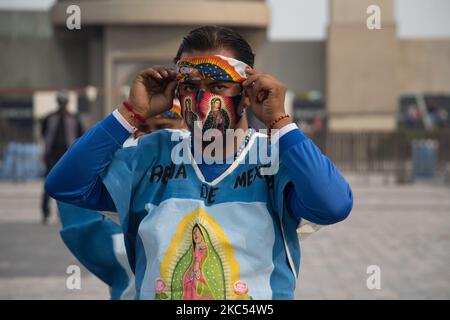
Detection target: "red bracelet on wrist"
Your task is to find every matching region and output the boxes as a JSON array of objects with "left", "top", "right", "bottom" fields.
[
  {"left": 123, "top": 101, "right": 146, "bottom": 123},
  {"left": 268, "top": 114, "right": 290, "bottom": 130}
]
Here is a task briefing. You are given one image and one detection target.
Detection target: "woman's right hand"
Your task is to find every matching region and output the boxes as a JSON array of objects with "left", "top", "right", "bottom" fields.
[{"left": 121, "top": 66, "right": 178, "bottom": 122}]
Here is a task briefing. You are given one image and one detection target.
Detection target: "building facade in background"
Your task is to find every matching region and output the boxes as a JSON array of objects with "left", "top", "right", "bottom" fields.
[
  {"left": 0, "top": 0, "right": 449, "bottom": 142},
  {"left": 51, "top": 0, "right": 269, "bottom": 121},
  {"left": 327, "top": 0, "right": 450, "bottom": 132}
]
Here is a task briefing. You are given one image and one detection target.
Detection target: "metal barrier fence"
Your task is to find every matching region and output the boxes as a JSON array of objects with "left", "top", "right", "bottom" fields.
[
  {"left": 310, "top": 130, "right": 450, "bottom": 182},
  {"left": 0, "top": 142, "right": 45, "bottom": 181},
  {"left": 0, "top": 125, "right": 449, "bottom": 182}
]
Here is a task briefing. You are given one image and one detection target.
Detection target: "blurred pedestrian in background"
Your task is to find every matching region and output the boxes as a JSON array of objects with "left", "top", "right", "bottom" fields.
[{"left": 41, "top": 90, "right": 84, "bottom": 224}]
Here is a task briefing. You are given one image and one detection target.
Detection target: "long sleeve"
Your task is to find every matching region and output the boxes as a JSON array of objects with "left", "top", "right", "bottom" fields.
[
  {"left": 279, "top": 127, "right": 353, "bottom": 225},
  {"left": 45, "top": 114, "right": 131, "bottom": 212},
  {"left": 57, "top": 201, "right": 134, "bottom": 300}
]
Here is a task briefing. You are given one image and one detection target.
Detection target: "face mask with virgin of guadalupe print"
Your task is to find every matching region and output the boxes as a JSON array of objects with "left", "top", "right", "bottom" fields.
[{"left": 176, "top": 55, "right": 250, "bottom": 133}]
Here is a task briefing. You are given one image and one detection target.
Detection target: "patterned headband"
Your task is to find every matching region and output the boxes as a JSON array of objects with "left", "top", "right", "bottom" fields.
[{"left": 176, "top": 55, "right": 250, "bottom": 84}]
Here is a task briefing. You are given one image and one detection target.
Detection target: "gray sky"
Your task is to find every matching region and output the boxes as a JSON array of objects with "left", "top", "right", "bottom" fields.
[
  {"left": 1, "top": 0, "right": 449, "bottom": 40},
  {"left": 267, "top": 0, "right": 450, "bottom": 40},
  {"left": 267, "top": 0, "right": 329, "bottom": 40}
]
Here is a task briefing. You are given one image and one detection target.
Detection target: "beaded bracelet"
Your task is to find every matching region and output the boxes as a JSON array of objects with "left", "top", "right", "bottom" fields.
[
  {"left": 123, "top": 101, "right": 146, "bottom": 123},
  {"left": 268, "top": 114, "right": 290, "bottom": 130}
]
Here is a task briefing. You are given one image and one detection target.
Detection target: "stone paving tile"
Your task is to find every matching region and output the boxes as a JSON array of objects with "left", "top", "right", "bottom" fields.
[
  {"left": 0, "top": 276, "right": 109, "bottom": 300},
  {"left": 0, "top": 179, "right": 449, "bottom": 299},
  {"left": 296, "top": 175, "right": 450, "bottom": 300}
]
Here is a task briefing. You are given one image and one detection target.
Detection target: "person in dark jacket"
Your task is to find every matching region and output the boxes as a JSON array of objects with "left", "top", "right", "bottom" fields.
[{"left": 41, "top": 90, "right": 83, "bottom": 224}]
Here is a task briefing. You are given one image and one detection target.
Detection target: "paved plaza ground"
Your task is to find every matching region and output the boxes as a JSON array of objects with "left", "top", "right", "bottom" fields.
[{"left": 0, "top": 174, "right": 449, "bottom": 299}]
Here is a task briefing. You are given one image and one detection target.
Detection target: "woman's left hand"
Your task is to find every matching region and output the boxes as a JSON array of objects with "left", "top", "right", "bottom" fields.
[{"left": 242, "top": 68, "right": 291, "bottom": 128}]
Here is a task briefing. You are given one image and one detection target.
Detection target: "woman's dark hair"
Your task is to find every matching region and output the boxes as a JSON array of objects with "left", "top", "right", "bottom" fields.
[
  {"left": 174, "top": 25, "right": 255, "bottom": 67},
  {"left": 192, "top": 224, "right": 205, "bottom": 246}
]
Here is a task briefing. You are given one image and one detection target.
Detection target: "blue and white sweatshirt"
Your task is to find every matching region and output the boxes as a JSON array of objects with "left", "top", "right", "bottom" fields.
[
  {"left": 57, "top": 201, "right": 135, "bottom": 300},
  {"left": 46, "top": 112, "right": 352, "bottom": 300}
]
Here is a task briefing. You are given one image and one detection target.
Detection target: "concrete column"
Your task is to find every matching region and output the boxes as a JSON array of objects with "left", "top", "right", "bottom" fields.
[{"left": 327, "top": 0, "right": 398, "bottom": 131}]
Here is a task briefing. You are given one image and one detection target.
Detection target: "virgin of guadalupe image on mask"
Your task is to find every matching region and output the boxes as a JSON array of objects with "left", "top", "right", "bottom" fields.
[
  {"left": 183, "top": 97, "right": 198, "bottom": 129},
  {"left": 203, "top": 97, "right": 230, "bottom": 134}
]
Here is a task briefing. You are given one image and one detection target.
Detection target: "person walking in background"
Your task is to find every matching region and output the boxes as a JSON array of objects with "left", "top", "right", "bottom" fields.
[{"left": 41, "top": 90, "right": 83, "bottom": 224}]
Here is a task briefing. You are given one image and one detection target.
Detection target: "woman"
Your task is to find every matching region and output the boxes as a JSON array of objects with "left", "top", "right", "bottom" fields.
[
  {"left": 183, "top": 225, "right": 211, "bottom": 299},
  {"left": 183, "top": 98, "right": 197, "bottom": 129},
  {"left": 173, "top": 224, "right": 225, "bottom": 300},
  {"left": 46, "top": 25, "right": 353, "bottom": 300},
  {"left": 204, "top": 97, "right": 230, "bottom": 135}
]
